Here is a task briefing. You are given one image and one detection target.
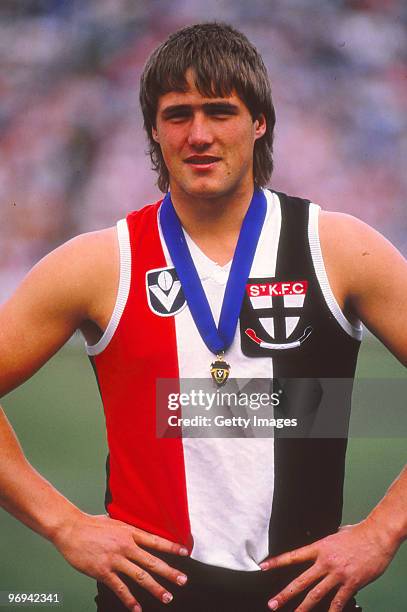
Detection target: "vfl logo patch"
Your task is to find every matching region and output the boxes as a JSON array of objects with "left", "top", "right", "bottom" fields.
[
  {"left": 240, "top": 279, "right": 313, "bottom": 355},
  {"left": 146, "top": 266, "right": 186, "bottom": 317}
]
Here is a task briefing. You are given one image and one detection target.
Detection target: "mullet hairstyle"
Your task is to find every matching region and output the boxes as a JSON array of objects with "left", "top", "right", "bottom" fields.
[{"left": 140, "top": 22, "right": 276, "bottom": 192}]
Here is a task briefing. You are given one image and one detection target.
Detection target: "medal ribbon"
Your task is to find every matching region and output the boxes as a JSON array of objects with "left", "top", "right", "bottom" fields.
[{"left": 160, "top": 188, "right": 267, "bottom": 355}]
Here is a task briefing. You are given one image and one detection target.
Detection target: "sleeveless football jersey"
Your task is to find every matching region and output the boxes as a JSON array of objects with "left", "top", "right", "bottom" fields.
[{"left": 86, "top": 189, "right": 362, "bottom": 571}]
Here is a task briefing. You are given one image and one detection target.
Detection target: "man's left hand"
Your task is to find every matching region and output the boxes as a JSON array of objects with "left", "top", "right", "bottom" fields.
[{"left": 259, "top": 518, "right": 397, "bottom": 611}]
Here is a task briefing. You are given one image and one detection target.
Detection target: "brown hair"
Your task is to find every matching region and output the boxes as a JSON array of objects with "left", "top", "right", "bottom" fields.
[{"left": 140, "top": 22, "right": 276, "bottom": 192}]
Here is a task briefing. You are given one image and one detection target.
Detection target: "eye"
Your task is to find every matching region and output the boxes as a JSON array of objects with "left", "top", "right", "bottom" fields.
[
  {"left": 209, "top": 112, "right": 230, "bottom": 119},
  {"left": 206, "top": 105, "right": 238, "bottom": 119},
  {"left": 164, "top": 110, "right": 192, "bottom": 122}
]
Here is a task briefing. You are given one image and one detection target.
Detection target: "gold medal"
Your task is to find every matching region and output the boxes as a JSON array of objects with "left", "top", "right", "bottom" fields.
[{"left": 210, "top": 352, "right": 230, "bottom": 387}]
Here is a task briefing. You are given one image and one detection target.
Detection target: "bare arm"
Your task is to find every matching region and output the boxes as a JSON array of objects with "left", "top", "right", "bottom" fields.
[
  {"left": 261, "top": 213, "right": 407, "bottom": 611},
  {"left": 319, "top": 212, "right": 407, "bottom": 365},
  {"left": 0, "top": 232, "right": 188, "bottom": 610}
]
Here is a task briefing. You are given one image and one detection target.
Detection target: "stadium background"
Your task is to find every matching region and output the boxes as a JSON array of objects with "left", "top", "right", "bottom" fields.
[{"left": 0, "top": 1, "right": 406, "bottom": 610}]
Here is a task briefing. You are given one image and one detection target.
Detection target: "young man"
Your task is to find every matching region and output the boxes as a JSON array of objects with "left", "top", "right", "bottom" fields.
[{"left": 0, "top": 22, "right": 406, "bottom": 612}]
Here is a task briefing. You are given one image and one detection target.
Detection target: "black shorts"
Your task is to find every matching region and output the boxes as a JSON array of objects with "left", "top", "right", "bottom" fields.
[{"left": 95, "top": 549, "right": 362, "bottom": 612}]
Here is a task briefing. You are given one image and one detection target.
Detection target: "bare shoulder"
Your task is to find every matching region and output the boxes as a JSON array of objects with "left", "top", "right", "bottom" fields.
[
  {"left": 22, "top": 226, "right": 119, "bottom": 319},
  {"left": 36, "top": 226, "right": 120, "bottom": 333},
  {"left": 319, "top": 211, "right": 405, "bottom": 290},
  {"left": 319, "top": 210, "right": 393, "bottom": 255},
  {"left": 0, "top": 226, "right": 119, "bottom": 396},
  {"left": 47, "top": 226, "right": 118, "bottom": 274}
]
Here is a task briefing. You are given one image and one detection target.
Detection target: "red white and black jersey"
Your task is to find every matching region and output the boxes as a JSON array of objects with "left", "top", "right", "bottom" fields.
[{"left": 86, "top": 189, "right": 362, "bottom": 571}]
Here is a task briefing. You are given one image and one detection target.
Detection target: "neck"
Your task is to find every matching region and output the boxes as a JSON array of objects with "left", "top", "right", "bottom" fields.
[{"left": 168, "top": 183, "right": 256, "bottom": 265}]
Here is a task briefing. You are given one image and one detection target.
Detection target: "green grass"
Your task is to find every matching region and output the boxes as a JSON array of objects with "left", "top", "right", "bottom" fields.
[{"left": 1, "top": 335, "right": 406, "bottom": 611}]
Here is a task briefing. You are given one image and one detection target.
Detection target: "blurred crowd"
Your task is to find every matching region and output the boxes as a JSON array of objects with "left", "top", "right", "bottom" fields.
[{"left": 1, "top": 0, "right": 406, "bottom": 300}]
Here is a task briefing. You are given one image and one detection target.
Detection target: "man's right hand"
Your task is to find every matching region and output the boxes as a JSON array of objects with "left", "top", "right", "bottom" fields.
[{"left": 53, "top": 512, "right": 189, "bottom": 611}]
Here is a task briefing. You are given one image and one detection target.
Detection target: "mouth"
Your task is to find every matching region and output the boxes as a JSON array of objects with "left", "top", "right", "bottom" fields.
[{"left": 184, "top": 155, "right": 221, "bottom": 169}]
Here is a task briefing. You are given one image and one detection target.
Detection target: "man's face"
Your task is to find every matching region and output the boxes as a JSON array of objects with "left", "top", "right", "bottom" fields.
[{"left": 152, "top": 69, "right": 266, "bottom": 201}]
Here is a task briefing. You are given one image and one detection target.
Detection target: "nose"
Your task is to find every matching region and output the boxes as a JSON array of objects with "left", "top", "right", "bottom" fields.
[{"left": 187, "top": 113, "right": 214, "bottom": 149}]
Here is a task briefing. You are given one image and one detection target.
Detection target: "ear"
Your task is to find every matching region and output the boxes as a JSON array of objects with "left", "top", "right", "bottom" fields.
[
  {"left": 254, "top": 114, "right": 267, "bottom": 140},
  {"left": 152, "top": 126, "right": 159, "bottom": 143}
]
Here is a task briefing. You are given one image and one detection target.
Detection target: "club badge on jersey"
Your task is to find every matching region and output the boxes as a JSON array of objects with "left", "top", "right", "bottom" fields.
[
  {"left": 146, "top": 266, "right": 186, "bottom": 317},
  {"left": 240, "top": 278, "right": 313, "bottom": 355}
]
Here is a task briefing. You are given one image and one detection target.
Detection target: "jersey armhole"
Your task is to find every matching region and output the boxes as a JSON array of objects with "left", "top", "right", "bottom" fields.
[
  {"left": 308, "top": 203, "right": 363, "bottom": 341},
  {"left": 86, "top": 218, "right": 131, "bottom": 356}
]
